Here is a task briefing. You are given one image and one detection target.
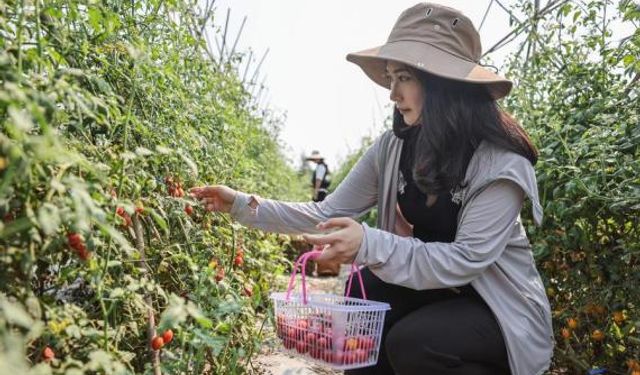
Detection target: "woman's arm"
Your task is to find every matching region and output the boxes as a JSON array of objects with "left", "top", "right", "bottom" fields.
[
  {"left": 228, "top": 135, "right": 382, "bottom": 235},
  {"left": 354, "top": 179, "right": 524, "bottom": 289}
]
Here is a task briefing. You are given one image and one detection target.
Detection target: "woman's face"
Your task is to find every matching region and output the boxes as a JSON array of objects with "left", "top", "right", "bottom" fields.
[{"left": 385, "top": 61, "right": 425, "bottom": 126}]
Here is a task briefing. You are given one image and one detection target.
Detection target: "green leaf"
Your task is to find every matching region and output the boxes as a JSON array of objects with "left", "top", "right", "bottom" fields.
[
  {"left": 157, "top": 296, "right": 187, "bottom": 330},
  {"left": 109, "top": 288, "right": 125, "bottom": 299},
  {"left": 134, "top": 147, "right": 153, "bottom": 156},
  {"left": 623, "top": 54, "right": 636, "bottom": 67},
  {"left": 87, "top": 350, "right": 113, "bottom": 371},
  {"left": 87, "top": 7, "right": 103, "bottom": 32},
  {"left": 185, "top": 302, "right": 213, "bottom": 329},
  {"left": 65, "top": 324, "right": 81, "bottom": 338},
  {"left": 155, "top": 146, "right": 172, "bottom": 154},
  {"left": 37, "top": 203, "right": 60, "bottom": 236},
  {"left": 192, "top": 330, "right": 226, "bottom": 355},
  {"left": 149, "top": 209, "right": 169, "bottom": 234},
  {"left": 179, "top": 151, "right": 198, "bottom": 177},
  {"left": 0, "top": 297, "right": 33, "bottom": 328},
  {"left": 8, "top": 106, "right": 33, "bottom": 132}
]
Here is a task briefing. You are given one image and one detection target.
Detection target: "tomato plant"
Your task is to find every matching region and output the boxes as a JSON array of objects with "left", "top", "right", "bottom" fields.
[
  {"left": 0, "top": 0, "right": 306, "bottom": 374},
  {"left": 503, "top": 0, "right": 640, "bottom": 372}
]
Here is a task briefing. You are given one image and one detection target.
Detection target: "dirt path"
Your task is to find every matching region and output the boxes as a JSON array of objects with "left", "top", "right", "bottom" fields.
[{"left": 251, "top": 266, "right": 351, "bottom": 375}]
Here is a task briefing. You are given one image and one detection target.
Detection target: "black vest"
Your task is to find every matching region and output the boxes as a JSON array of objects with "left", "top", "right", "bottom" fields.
[{"left": 311, "top": 162, "right": 330, "bottom": 189}]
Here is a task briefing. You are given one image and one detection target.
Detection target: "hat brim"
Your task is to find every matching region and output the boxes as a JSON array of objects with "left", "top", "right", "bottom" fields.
[{"left": 346, "top": 40, "right": 512, "bottom": 99}]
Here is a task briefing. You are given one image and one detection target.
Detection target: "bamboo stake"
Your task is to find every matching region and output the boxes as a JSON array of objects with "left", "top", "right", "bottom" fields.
[
  {"left": 229, "top": 16, "right": 247, "bottom": 58},
  {"left": 219, "top": 8, "right": 231, "bottom": 61},
  {"left": 242, "top": 50, "right": 253, "bottom": 84},
  {"left": 249, "top": 48, "right": 269, "bottom": 86}
]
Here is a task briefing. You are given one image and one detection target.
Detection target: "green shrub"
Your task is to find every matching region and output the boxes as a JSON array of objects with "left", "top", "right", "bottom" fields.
[{"left": 503, "top": 1, "right": 640, "bottom": 372}]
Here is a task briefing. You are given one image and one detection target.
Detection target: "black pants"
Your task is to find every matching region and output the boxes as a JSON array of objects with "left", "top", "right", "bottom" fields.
[{"left": 345, "top": 268, "right": 510, "bottom": 375}]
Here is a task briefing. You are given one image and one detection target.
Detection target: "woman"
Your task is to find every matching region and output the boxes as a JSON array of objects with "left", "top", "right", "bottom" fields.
[{"left": 191, "top": 3, "right": 554, "bottom": 374}]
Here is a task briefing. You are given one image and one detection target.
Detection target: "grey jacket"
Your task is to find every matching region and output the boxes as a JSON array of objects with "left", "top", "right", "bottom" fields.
[{"left": 230, "top": 130, "right": 554, "bottom": 375}]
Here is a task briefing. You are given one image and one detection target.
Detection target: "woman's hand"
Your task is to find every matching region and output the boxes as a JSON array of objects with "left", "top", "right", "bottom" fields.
[
  {"left": 189, "top": 185, "right": 237, "bottom": 213},
  {"left": 303, "top": 218, "right": 364, "bottom": 264}
]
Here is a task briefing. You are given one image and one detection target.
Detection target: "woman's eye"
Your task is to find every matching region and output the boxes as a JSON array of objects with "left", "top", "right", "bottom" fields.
[{"left": 398, "top": 75, "right": 411, "bottom": 82}]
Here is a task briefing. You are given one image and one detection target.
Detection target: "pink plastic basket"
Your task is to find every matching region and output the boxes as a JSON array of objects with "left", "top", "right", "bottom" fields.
[{"left": 270, "top": 249, "right": 390, "bottom": 370}]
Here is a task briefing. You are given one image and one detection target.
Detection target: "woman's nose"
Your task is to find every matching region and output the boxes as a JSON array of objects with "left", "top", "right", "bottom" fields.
[{"left": 389, "top": 82, "right": 401, "bottom": 103}]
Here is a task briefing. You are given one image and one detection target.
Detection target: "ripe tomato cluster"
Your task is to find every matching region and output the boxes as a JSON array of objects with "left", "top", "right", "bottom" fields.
[
  {"left": 67, "top": 232, "right": 90, "bottom": 260},
  {"left": 115, "top": 206, "right": 132, "bottom": 227},
  {"left": 234, "top": 248, "right": 244, "bottom": 267},
  {"left": 164, "top": 176, "right": 185, "bottom": 198},
  {"left": 150, "top": 329, "right": 174, "bottom": 351},
  {"left": 275, "top": 314, "right": 377, "bottom": 366}
]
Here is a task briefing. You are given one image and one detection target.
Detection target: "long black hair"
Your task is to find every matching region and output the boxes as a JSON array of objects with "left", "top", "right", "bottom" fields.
[{"left": 393, "top": 70, "right": 538, "bottom": 196}]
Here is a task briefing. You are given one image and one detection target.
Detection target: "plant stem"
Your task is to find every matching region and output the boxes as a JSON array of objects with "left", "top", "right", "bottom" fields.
[{"left": 133, "top": 214, "right": 161, "bottom": 375}]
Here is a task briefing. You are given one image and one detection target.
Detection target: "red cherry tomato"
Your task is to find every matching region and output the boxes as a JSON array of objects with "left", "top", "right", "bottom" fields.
[
  {"left": 162, "top": 329, "right": 174, "bottom": 344},
  {"left": 151, "top": 336, "right": 164, "bottom": 350},
  {"left": 42, "top": 346, "right": 55, "bottom": 361}
]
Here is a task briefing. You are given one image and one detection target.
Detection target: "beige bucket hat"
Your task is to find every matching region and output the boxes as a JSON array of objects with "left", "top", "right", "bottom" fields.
[
  {"left": 347, "top": 3, "right": 512, "bottom": 99},
  {"left": 305, "top": 150, "right": 324, "bottom": 161}
]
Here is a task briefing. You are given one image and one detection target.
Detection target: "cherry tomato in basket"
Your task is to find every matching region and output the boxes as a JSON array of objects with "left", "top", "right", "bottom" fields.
[
  {"left": 345, "top": 337, "right": 358, "bottom": 351},
  {"left": 309, "top": 346, "right": 323, "bottom": 359},
  {"left": 354, "top": 349, "right": 368, "bottom": 363},
  {"left": 317, "top": 336, "right": 329, "bottom": 349},
  {"left": 306, "top": 332, "right": 317, "bottom": 345},
  {"left": 358, "top": 335, "right": 375, "bottom": 350},
  {"left": 296, "top": 319, "right": 309, "bottom": 330},
  {"left": 295, "top": 340, "right": 308, "bottom": 354},
  {"left": 286, "top": 327, "right": 297, "bottom": 341},
  {"left": 345, "top": 350, "right": 358, "bottom": 364},
  {"left": 283, "top": 336, "right": 296, "bottom": 350},
  {"left": 322, "top": 349, "right": 334, "bottom": 363}
]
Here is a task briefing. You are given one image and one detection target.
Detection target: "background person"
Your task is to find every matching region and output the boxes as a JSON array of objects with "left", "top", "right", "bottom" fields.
[
  {"left": 306, "top": 151, "right": 339, "bottom": 276},
  {"left": 306, "top": 150, "right": 330, "bottom": 202}
]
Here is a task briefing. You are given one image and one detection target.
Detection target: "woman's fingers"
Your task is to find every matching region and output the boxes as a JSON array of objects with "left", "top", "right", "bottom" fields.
[
  {"left": 302, "top": 232, "right": 339, "bottom": 247},
  {"left": 317, "top": 217, "right": 353, "bottom": 230},
  {"left": 303, "top": 229, "right": 354, "bottom": 264},
  {"left": 189, "top": 185, "right": 236, "bottom": 213},
  {"left": 306, "top": 217, "right": 363, "bottom": 264},
  {"left": 190, "top": 186, "right": 219, "bottom": 198}
]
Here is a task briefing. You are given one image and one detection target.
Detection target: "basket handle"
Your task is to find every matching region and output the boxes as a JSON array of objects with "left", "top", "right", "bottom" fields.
[
  {"left": 346, "top": 262, "right": 367, "bottom": 300},
  {"left": 285, "top": 246, "right": 367, "bottom": 304}
]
